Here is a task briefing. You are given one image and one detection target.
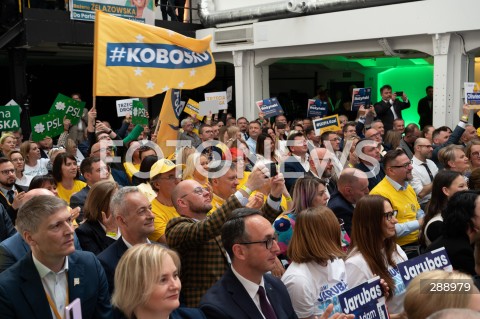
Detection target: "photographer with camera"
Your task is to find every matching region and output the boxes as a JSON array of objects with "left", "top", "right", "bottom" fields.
[{"left": 373, "top": 84, "right": 410, "bottom": 132}]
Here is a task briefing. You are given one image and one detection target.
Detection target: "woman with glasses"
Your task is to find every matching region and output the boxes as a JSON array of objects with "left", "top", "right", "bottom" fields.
[
  {"left": 8, "top": 150, "right": 32, "bottom": 189},
  {"left": 75, "top": 180, "right": 118, "bottom": 255},
  {"left": 282, "top": 206, "right": 348, "bottom": 318},
  {"left": 52, "top": 153, "right": 86, "bottom": 204},
  {"left": 112, "top": 244, "right": 205, "bottom": 319},
  {"left": 273, "top": 177, "right": 330, "bottom": 262},
  {"left": 426, "top": 190, "right": 480, "bottom": 276},
  {"left": 420, "top": 170, "right": 468, "bottom": 248},
  {"left": 20, "top": 141, "right": 49, "bottom": 178},
  {"left": 345, "top": 195, "right": 408, "bottom": 315}
]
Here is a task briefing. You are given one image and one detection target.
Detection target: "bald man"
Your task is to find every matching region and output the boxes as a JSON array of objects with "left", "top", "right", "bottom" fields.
[
  {"left": 0, "top": 188, "right": 82, "bottom": 272},
  {"left": 411, "top": 137, "right": 438, "bottom": 210},
  {"left": 327, "top": 168, "right": 369, "bottom": 235}
]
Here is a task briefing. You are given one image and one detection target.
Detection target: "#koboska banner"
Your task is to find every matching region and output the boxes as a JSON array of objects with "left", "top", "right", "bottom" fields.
[{"left": 93, "top": 10, "right": 216, "bottom": 97}]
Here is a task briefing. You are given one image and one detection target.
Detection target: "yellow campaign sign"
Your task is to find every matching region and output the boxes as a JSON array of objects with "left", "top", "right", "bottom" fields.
[
  {"left": 183, "top": 99, "right": 204, "bottom": 121},
  {"left": 313, "top": 115, "right": 341, "bottom": 136},
  {"left": 93, "top": 11, "right": 216, "bottom": 97}
]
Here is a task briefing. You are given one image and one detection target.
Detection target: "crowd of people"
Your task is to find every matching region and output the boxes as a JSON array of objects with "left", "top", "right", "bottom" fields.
[{"left": 1, "top": 85, "right": 480, "bottom": 319}]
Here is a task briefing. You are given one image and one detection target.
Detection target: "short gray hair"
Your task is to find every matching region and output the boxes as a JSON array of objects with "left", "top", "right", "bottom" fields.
[
  {"left": 427, "top": 309, "right": 480, "bottom": 319},
  {"left": 110, "top": 186, "right": 140, "bottom": 217},
  {"left": 17, "top": 196, "right": 68, "bottom": 235},
  {"left": 180, "top": 118, "right": 193, "bottom": 128}
]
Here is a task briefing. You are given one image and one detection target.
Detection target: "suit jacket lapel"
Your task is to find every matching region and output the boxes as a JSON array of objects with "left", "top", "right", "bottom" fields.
[
  {"left": 68, "top": 253, "right": 85, "bottom": 302},
  {"left": 20, "top": 254, "right": 54, "bottom": 319},
  {"left": 225, "top": 269, "right": 263, "bottom": 319}
]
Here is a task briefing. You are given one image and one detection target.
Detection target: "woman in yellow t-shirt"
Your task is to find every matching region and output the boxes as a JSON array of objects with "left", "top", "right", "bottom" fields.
[{"left": 52, "top": 153, "right": 86, "bottom": 205}]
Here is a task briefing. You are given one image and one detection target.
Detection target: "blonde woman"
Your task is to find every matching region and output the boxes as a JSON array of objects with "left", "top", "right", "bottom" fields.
[
  {"left": 182, "top": 153, "right": 210, "bottom": 187},
  {"left": 404, "top": 270, "right": 480, "bottom": 319},
  {"left": 112, "top": 244, "right": 205, "bottom": 319},
  {"left": 0, "top": 134, "right": 16, "bottom": 157},
  {"left": 20, "top": 141, "right": 49, "bottom": 177}
]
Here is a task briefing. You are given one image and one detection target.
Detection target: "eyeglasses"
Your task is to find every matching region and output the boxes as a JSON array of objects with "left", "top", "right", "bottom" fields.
[
  {"left": 384, "top": 210, "right": 398, "bottom": 221},
  {"left": 418, "top": 145, "right": 433, "bottom": 149},
  {"left": 238, "top": 234, "right": 279, "bottom": 250},
  {"left": 0, "top": 169, "right": 15, "bottom": 176},
  {"left": 10, "top": 158, "right": 24, "bottom": 162},
  {"left": 389, "top": 160, "right": 413, "bottom": 169},
  {"left": 471, "top": 152, "right": 480, "bottom": 158},
  {"left": 180, "top": 186, "right": 210, "bottom": 198}
]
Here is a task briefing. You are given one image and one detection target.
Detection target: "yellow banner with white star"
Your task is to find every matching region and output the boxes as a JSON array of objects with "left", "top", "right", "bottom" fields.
[{"left": 93, "top": 10, "right": 216, "bottom": 97}]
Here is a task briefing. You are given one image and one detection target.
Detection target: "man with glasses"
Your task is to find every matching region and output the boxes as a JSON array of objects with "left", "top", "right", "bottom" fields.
[
  {"left": 167, "top": 168, "right": 284, "bottom": 307},
  {"left": 411, "top": 138, "right": 438, "bottom": 211},
  {"left": 0, "top": 158, "right": 25, "bottom": 224},
  {"left": 179, "top": 118, "right": 202, "bottom": 148},
  {"left": 149, "top": 159, "right": 183, "bottom": 244},
  {"left": 200, "top": 208, "right": 298, "bottom": 319},
  {"left": 370, "top": 149, "right": 424, "bottom": 258}
]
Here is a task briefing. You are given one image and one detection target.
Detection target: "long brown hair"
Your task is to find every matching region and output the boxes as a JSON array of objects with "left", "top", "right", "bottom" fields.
[
  {"left": 288, "top": 207, "right": 345, "bottom": 265},
  {"left": 349, "top": 195, "right": 398, "bottom": 300}
]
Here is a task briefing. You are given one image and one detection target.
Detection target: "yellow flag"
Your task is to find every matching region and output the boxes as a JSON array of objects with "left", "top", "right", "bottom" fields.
[
  {"left": 93, "top": 11, "right": 215, "bottom": 97},
  {"left": 157, "top": 89, "right": 182, "bottom": 158}
]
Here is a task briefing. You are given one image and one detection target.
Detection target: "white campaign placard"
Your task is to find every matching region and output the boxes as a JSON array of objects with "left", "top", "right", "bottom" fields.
[
  {"left": 116, "top": 98, "right": 139, "bottom": 117},
  {"left": 205, "top": 91, "right": 228, "bottom": 110},
  {"left": 198, "top": 100, "right": 220, "bottom": 116}
]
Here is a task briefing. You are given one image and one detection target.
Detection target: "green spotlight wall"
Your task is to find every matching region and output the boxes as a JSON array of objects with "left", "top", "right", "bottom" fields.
[{"left": 377, "top": 66, "right": 434, "bottom": 127}]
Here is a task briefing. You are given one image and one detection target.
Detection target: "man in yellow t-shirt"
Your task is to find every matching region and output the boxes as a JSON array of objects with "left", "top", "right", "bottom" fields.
[
  {"left": 370, "top": 149, "right": 424, "bottom": 258},
  {"left": 148, "top": 159, "right": 184, "bottom": 243},
  {"left": 208, "top": 162, "right": 239, "bottom": 214}
]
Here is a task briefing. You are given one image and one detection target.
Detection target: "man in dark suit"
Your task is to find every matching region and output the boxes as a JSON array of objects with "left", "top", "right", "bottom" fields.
[
  {"left": 281, "top": 132, "right": 311, "bottom": 193},
  {"left": 200, "top": 208, "right": 298, "bottom": 319},
  {"left": 0, "top": 188, "right": 82, "bottom": 272},
  {"left": 0, "top": 158, "right": 27, "bottom": 224},
  {"left": 328, "top": 168, "right": 369, "bottom": 235},
  {"left": 70, "top": 157, "right": 111, "bottom": 222},
  {"left": 97, "top": 186, "right": 155, "bottom": 295},
  {"left": 373, "top": 84, "right": 410, "bottom": 132},
  {"left": 417, "top": 85, "right": 433, "bottom": 129},
  {"left": 0, "top": 195, "right": 111, "bottom": 318}
]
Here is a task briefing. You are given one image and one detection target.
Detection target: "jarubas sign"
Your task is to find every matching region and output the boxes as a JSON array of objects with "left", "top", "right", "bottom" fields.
[
  {"left": 0, "top": 106, "right": 20, "bottom": 131},
  {"left": 338, "top": 277, "right": 388, "bottom": 319}
]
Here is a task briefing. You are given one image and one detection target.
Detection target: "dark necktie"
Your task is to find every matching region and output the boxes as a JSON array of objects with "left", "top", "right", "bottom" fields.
[
  {"left": 257, "top": 286, "right": 277, "bottom": 319},
  {"left": 6, "top": 190, "right": 14, "bottom": 204},
  {"left": 422, "top": 163, "right": 434, "bottom": 182}
]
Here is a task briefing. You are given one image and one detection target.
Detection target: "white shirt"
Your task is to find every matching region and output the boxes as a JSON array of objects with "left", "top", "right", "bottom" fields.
[
  {"left": 345, "top": 246, "right": 408, "bottom": 314},
  {"left": 231, "top": 265, "right": 271, "bottom": 319},
  {"left": 282, "top": 258, "right": 348, "bottom": 318},
  {"left": 292, "top": 153, "right": 310, "bottom": 172},
  {"left": 411, "top": 156, "right": 438, "bottom": 204},
  {"left": 24, "top": 158, "right": 49, "bottom": 177},
  {"left": 16, "top": 174, "right": 32, "bottom": 188},
  {"left": 32, "top": 255, "right": 69, "bottom": 319}
]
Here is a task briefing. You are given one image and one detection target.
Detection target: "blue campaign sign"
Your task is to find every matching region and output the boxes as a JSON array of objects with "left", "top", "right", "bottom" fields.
[
  {"left": 256, "top": 98, "right": 284, "bottom": 118},
  {"left": 337, "top": 277, "right": 388, "bottom": 319},
  {"left": 397, "top": 247, "right": 452, "bottom": 286},
  {"left": 351, "top": 88, "right": 371, "bottom": 112},
  {"left": 307, "top": 99, "right": 329, "bottom": 118}
]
